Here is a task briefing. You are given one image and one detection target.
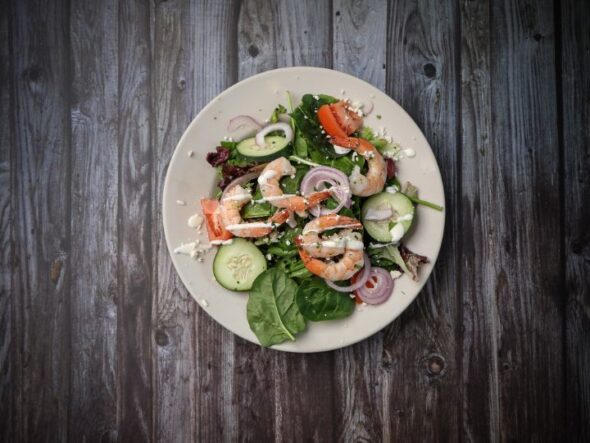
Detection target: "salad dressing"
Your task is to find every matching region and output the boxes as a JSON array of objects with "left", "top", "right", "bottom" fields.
[
  {"left": 389, "top": 223, "right": 406, "bottom": 243},
  {"left": 257, "top": 170, "right": 277, "bottom": 186},
  {"left": 226, "top": 222, "right": 274, "bottom": 231}
]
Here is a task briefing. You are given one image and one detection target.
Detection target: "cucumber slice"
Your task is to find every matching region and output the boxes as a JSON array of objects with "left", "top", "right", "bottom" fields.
[
  {"left": 361, "top": 192, "right": 415, "bottom": 242},
  {"left": 213, "top": 239, "right": 267, "bottom": 291},
  {"left": 236, "top": 136, "right": 291, "bottom": 161}
]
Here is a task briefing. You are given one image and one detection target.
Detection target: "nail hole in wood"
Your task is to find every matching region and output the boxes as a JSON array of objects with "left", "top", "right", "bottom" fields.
[{"left": 424, "top": 63, "right": 436, "bottom": 78}]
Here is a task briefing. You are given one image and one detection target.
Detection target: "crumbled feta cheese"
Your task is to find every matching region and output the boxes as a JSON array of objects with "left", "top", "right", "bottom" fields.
[
  {"left": 176, "top": 200, "right": 186, "bottom": 206},
  {"left": 390, "top": 270, "right": 403, "bottom": 279},
  {"left": 188, "top": 150, "right": 194, "bottom": 157}
]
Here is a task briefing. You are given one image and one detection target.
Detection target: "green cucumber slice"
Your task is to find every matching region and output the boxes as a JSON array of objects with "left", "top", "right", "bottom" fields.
[
  {"left": 361, "top": 192, "right": 415, "bottom": 242},
  {"left": 213, "top": 239, "right": 267, "bottom": 291},
  {"left": 236, "top": 136, "right": 291, "bottom": 161}
]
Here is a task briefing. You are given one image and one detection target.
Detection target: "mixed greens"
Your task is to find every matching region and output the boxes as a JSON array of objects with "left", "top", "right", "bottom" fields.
[{"left": 199, "top": 93, "right": 443, "bottom": 347}]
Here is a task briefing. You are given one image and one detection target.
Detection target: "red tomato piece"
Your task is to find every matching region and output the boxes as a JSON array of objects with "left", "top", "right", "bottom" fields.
[{"left": 200, "top": 198, "right": 233, "bottom": 241}]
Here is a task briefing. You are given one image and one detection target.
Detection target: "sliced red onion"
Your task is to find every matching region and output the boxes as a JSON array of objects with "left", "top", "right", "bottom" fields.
[
  {"left": 227, "top": 115, "right": 262, "bottom": 132},
  {"left": 300, "top": 166, "right": 352, "bottom": 216},
  {"left": 364, "top": 207, "right": 393, "bottom": 221},
  {"left": 325, "top": 253, "right": 371, "bottom": 292},
  {"left": 255, "top": 122, "right": 293, "bottom": 148},
  {"left": 363, "top": 101, "right": 374, "bottom": 115},
  {"left": 220, "top": 167, "right": 264, "bottom": 200},
  {"left": 355, "top": 267, "right": 394, "bottom": 305}
]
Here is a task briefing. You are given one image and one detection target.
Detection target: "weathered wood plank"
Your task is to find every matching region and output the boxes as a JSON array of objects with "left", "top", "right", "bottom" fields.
[
  {"left": 117, "top": 0, "right": 153, "bottom": 440},
  {"left": 332, "top": 1, "right": 388, "bottom": 441},
  {"left": 560, "top": 0, "right": 590, "bottom": 440},
  {"left": 151, "top": 1, "right": 198, "bottom": 441},
  {"left": 385, "top": 0, "right": 461, "bottom": 440},
  {"left": 151, "top": 1, "right": 239, "bottom": 441},
  {"left": 489, "top": 1, "right": 564, "bottom": 440},
  {"left": 333, "top": 0, "right": 387, "bottom": 88},
  {"left": 0, "top": 0, "right": 13, "bottom": 439},
  {"left": 237, "top": 1, "right": 334, "bottom": 442},
  {"left": 68, "top": 0, "right": 119, "bottom": 439},
  {"left": 191, "top": 1, "right": 240, "bottom": 442},
  {"left": 459, "top": 0, "right": 499, "bottom": 441},
  {"left": 9, "top": 0, "right": 72, "bottom": 440}
]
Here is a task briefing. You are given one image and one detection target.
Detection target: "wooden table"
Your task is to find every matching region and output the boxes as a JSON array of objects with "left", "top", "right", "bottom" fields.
[{"left": 1, "top": 0, "right": 588, "bottom": 441}]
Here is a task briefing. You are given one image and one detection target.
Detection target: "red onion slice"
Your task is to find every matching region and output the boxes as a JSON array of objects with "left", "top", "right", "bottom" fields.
[
  {"left": 355, "top": 267, "right": 394, "bottom": 305},
  {"left": 300, "top": 166, "right": 352, "bottom": 216},
  {"left": 325, "top": 253, "right": 371, "bottom": 292},
  {"left": 255, "top": 122, "right": 293, "bottom": 148},
  {"left": 220, "top": 165, "right": 266, "bottom": 200},
  {"left": 227, "top": 115, "right": 262, "bottom": 132},
  {"left": 363, "top": 101, "right": 374, "bottom": 115}
]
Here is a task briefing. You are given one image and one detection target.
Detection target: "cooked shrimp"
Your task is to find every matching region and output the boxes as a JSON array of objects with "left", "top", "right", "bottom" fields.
[
  {"left": 331, "top": 136, "right": 386, "bottom": 197},
  {"left": 330, "top": 101, "right": 363, "bottom": 135},
  {"left": 299, "top": 215, "right": 363, "bottom": 258},
  {"left": 296, "top": 215, "right": 365, "bottom": 281},
  {"left": 258, "top": 157, "right": 332, "bottom": 216},
  {"left": 218, "top": 185, "right": 289, "bottom": 238}
]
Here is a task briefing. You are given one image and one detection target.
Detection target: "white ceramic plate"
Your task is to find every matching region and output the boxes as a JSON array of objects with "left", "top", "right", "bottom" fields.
[{"left": 163, "top": 67, "right": 445, "bottom": 352}]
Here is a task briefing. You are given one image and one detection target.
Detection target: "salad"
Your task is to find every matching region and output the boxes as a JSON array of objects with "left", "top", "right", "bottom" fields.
[{"left": 199, "top": 93, "right": 443, "bottom": 347}]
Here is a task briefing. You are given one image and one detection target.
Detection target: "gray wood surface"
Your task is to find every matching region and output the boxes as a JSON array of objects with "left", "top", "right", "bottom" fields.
[
  {"left": 561, "top": 0, "right": 590, "bottom": 438},
  {"left": 1, "top": 0, "right": 588, "bottom": 441}
]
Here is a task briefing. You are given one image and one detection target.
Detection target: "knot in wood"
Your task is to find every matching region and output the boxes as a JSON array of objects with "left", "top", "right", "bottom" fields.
[
  {"left": 426, "top": 354, "right": 445, "bottom": 376},
  {"left": 155, "top": 329, "right": 169, "bottom": 346}
]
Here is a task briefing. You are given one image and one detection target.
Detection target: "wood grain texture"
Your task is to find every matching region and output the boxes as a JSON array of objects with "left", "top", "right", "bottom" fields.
[
  {"left": 3, "top": 0, "right": 589, "bottom": 440},
  {"left": 386, "top": 0, "right": 461, "bottom": 440},
  {"left": 489, "top": 1, "right": 564, "bottom": 440},
  {"left": 151, "top": 1, "right": 240, "bottom": 441},
  {"left": 68, "top": 0, "right": 119, "bottom": 439},
  {"left": 560, "top": 0, "right": 590, "bottom": 439},
  {"left": 459, "top": 0, "right": 499, "bottom": 441},
  {"left": 117, "top": 0, "right": 153, "bottom": 440},
  {"left": 0, "top": 0, "right": 13, "bottom": 439},
  {"left": 237, "top": 2, "right": 334, "bottom": 442},
  {"left": 9, "top": 0, "right": 72, "bottom": 440},
  {"left": 151, "top": 1, "right": 198, "bottom": 441},
  {"left": 191, "top": 1, "right": 240, "bottom": 442},
  {"left": 332, "top": 1, "right": 388, "bottom": 442}
]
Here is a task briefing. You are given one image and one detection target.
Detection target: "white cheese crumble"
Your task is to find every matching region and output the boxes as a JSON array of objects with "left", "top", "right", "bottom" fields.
[
  {"left": 390, "top": 270, "right": 403, "bottom": 279},
  {"left": 176, "top": 200, "right": 186, "bottom": 206},
  {"left": 187, "top": 213, "right": 203, "bottom": 229}
]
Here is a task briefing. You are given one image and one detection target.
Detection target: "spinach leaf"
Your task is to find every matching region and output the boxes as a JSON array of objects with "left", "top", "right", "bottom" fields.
[
  {"left": 242, "top": 186, "right": 273, "bottom": 219},
  {"left": 280, "top": 164, "right": 309, "bottom": 194},
  {"left": 247, "top": 268, "right": 306, "bottom": 347},
  {"left": 294, "top": 131, "right": 308, "bottom": 157},
  {"left": 306, "top": 142, "right": 365, "bottom": 175},
  {"left": 291, "top": 94, "right": 340, "bottom": 158},
  {"left": 296, "top": 277, "right": 355, "bottom": 321}
]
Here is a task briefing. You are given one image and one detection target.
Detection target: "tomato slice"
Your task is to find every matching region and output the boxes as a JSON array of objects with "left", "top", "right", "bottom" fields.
[
  {"left": 317, "top": 104, "right": 349, "bottom": 138},
  {"left": 200, "top": 198, "right": 233, "bottom": 241},
  {"left": 350, "top": 271, "right": 364, "bottom": 304}
]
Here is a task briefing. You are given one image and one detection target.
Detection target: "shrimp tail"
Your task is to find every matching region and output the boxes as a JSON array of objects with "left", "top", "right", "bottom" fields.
[
  {"left": 270, "top": 209, "right": 290, "bottom": 225},
  {"left": 330, "top": 136, "right": 360, "bottom": 148},
  {"left": 305, "top": 189, "right": 332, "bottom": 207}
]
